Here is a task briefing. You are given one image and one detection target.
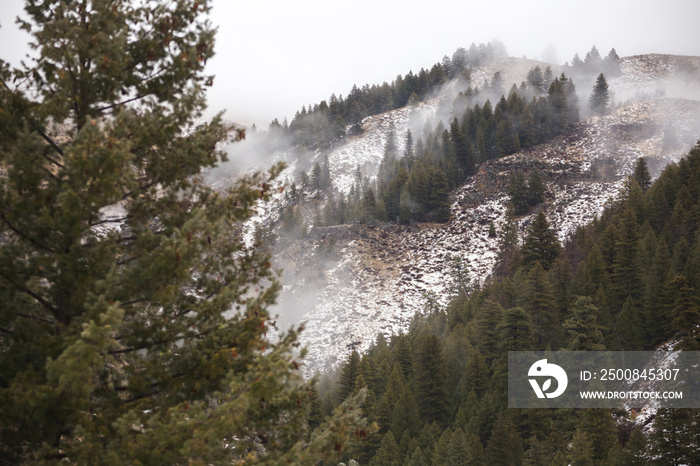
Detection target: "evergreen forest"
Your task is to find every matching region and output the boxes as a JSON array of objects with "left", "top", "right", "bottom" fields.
[
  {"left": 319, "top": 149, "right": 700, "bottom": 465},
  {"left": 273, "top": 45, "right": 620, "bottom": 233},
  {"left": 0, "top": 0, "right": 697, "bottom": 464}
]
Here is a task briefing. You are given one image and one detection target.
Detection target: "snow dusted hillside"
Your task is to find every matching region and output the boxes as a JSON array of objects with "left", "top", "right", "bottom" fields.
[
  {"left": 613, "top": 54, "right": 700, "bottom": 102},
  {"left": 224, "top": 55, "right": 700, "bottom": 374},
  {"left": 277, "top": 99, "right": 700, "bottom": 374},
  {"left": 328, "top": 102, "right": 437, "bottom": 194}
]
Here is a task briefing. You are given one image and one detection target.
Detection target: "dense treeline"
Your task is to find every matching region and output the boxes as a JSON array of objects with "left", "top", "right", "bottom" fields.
[
  {"left": 280, "top": 68, "right": 581, "bottom": 230},
  {"left": 317, "top": 146, "right": 700, "bottom": 465},
  {"left": 367, "top": 75, "right": 580, "bottom": 224},
  {"left": 269, "top": 44, "right": 619, "bottom": 151},
  {"left": 269, "top": 42, "right": 507, "bottom": 149},
  {"left": 565, "top": 45, "right": 622, "bottom": 80},
  {"left": 273, "top": 45, "right": 620, "bottom": 233}
]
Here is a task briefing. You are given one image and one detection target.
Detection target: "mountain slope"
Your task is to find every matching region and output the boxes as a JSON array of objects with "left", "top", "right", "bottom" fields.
[
  {"left": 229, "top": 54, "right": 700, "bottom": 373},
  {"left": 280, "top": 98, "right": 700, "bottom": 372}
]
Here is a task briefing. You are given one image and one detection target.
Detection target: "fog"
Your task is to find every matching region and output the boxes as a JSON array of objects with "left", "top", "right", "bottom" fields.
[
  {"left": 2, "top": 0, "right": 700, "bottom": 129},
  {"left": 206, "top": 0, "right": 700, "bottom": 127}
]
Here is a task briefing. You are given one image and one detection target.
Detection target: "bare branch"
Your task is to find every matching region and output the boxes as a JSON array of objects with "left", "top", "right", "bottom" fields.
[{"left": 90, "top": 216, "right": 129, "bottom": 227}]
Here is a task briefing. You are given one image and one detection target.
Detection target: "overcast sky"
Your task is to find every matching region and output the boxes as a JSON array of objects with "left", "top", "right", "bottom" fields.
[{"left": 2, "top": 0, "right": 699, "bottom": 127}]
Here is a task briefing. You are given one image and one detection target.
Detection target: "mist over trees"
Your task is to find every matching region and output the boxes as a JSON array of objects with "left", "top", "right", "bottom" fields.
[
  {"left": 272, "top": 41, "right": 507, "bottom": 150},
  {"left": 566, "top": 45, "right": 621, "bottom": 114},
  {"left": 262, "top": 44, "right": 628, "bottom": 236},
  {"left": 277, "top": 64, "right": 583, "bottom": 230},
  {"left": 589, "top": 73, "right": 611, "bottom": 115}
]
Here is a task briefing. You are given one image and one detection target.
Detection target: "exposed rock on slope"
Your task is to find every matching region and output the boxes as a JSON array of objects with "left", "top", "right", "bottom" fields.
[
  {"left": 275, "top": 98, "right": 700, "bottom": 374},
  {"left": 228, "top": 54, "right": 700, "bottom": 374}
]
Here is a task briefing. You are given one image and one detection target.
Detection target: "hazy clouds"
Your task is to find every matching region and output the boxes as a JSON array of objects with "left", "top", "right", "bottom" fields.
[{"left": 2, "top": 0, "right": 699, "bottom": 128}]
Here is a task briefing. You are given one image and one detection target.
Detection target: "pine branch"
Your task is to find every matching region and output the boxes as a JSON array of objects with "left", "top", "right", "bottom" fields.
[
  {"left": 13, "top": 312, "right": 55, "bottom": 326},
  {"left": 0, "top": 209, "right": 56, "bottom": 253},
  {"left": 95, "top": 93, "right": 149, "bottom": 113},
  {"left": 1, "top": 76, "right": 65, "bottom": 163},
  {"left": 15, "top": 283, "right": 61, "bottom": 317}
]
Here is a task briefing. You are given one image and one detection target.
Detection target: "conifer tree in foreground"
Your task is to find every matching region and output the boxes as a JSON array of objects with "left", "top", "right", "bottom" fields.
[{"left": 0, "top": 1, "right": 366, "bottom": 463}]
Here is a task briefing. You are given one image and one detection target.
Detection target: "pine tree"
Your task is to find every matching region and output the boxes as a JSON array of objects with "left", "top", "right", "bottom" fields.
[
  {"left": 624, "top": 425, "right": 648, "bottom": 465},
  {"left": 492, "top": 306, "right": 534, "bottom": 389},
  {"left": 370, "top": 431, "right": 401, "bottom": 466},
  {"left": 390, "top": 388, "right": 421, "bottom": 441},
  {"left": 474, "top": 300, "right": 506, "bottom": 363},
  {"left": 498, "top": 204, "right": 520, "bottom": 273},
  {"left": 528, "top": 170, "right": 546, "bottom": 206},
  {"left": 338, "top": 350, "right": 362, "bottom": 402},
  {"left": 584, "top": 45, "right": 603, "bottom": 71},
  {"left": 648, "top": 408, "right": 696, "bottom": 465},
  {"left": 527, "top": 66, "right": 545, "bottom": 93},
  {"left": 563, "top": 297, "right": 606, "bottom": 350},
  {"left": 485, "top": 413, "right": 524, "bottom": 465},
  {"left": 544, "top": 66, "right": 554, "bottom": 88},
  {"left": 616, "top": 296, "right": 645, "bottom": 350},
  {"left": 407, "top": 445, "right": 431, "bottom": 466},
  {"left": 550, "top": 256, "right": 573, "bottom": 315},
  {"left": 633, "top": 157, "right": 652, "bottom": 192},
  {"left": 450, "top": 117, "right": 471, "bottom": 181},
  {"left": 489, "top": 221, "right": 497, "bottom": 238},
  {"left": 590, "top": 73, "right": 610, "bottom": 115},
  {"left": 599, "top": 223, "right": 619, "bottom": 274},
  {"left": 547, "top": 78, "right": 569, "bottom": 136},
  {"left": 564, "top": 75, "right": 581, "bottom": 123},
  {"left": 646, "top": 238, "right": 672, "bottom": 341},
  {"left": 604, "top": 48, "right": 622, "bottom": 76},
  {"left": 432, "top": 428, "right": 455, "bottom": 465},
  {"left": 447, "top": 428, "right": 486, "bottom": 466},
  {"left": 375, "top": 386, "right": 399, "bottom": 434},
  {"left": 404, "top": 129, "right": 415, "bottom": 162},
  {"left": 523, "top": 434, "right": 564, "bottom": 466},
  {"left": 399, "top": 186, "right": 412, "bottom": 225},
  {"left": 430, "top": 169, "right": 452, "bottom": 223},
  {"left": 448, "top": 256, "right": 471, "bottom": 297},
  {"left": 308, "top": 384, "right": 324, "bottom": 430},
  {"left": 463, "top": 351, "right": 492, "bottom": 398},
  {"left": 525, "top": 263, "right": 561, "bottom": 347},
  {"left": 361, "top": 187, "right": 378, "bottom": 223},
  {"left": 520, "top": 106, "right": 537, "bottom": 148},
  {"left": 497, "top": 307, "right": 534, "bottom": 351},
  {"left": 509, "top": 171, "right": 530, "bottom": 215},
  {"left": 0, "top": 1, "right": 368, "bottom": 463},
  {"left": 579, "top": 409, "right": 618, "bottom": 462},
  {"left": 569, "top": 429, "right": 595, "bottom": 466},
  {"left": 612, "top": 208, "right": 643, "bottom": 309},
  {"left": 668, "top": 275, "right": 700, "bottom": 349},
  {"left": 521, "top": 212, "right": 561, "bottom": 270},
  {"left": 414, "top": 334, "right": 449, "bottom": 425},
  {"left": 466, "top": 391, "right": 500, "bottom": 445}
]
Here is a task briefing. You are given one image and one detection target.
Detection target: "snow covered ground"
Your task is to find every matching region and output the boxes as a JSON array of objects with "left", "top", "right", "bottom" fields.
[
  {"left": 224, "top": 55, "right": 700, "bottom": 375},
  {"left": 283, "top": 98, "right": 700, "bottom": 375},
  {"left": 328, "top": 102, "right": 437, "bottom": 194}
]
